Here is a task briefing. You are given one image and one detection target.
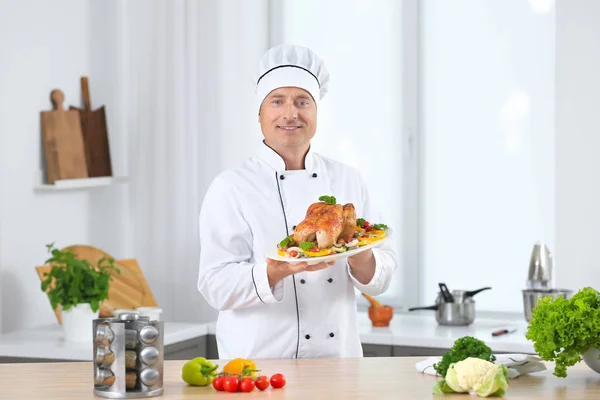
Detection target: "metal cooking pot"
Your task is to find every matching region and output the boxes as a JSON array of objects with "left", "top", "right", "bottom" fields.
[
  {"left": 408, "top": 300, "right": 475, "bottom": 326},
  {"left": 408, "top": 286, "right": 492, "bottom": 326}
]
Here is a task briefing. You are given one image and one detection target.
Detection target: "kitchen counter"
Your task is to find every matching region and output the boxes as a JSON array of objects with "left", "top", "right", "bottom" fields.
[
  {"left": 357, "top": 311, "right": 534, "bottom": 354},
  {"left": 1, "top": 357, "right": 598, "bottom": 399},
  {"left": 0, "top": 311, "right": 534, "bottom": 361}
]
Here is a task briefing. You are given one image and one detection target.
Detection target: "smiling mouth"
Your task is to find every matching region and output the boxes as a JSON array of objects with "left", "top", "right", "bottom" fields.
[{"left": 278, "top": 126, "right": 301, "bottom": 131}]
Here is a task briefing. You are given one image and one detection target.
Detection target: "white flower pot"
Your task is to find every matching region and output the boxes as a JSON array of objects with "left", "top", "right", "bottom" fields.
[
  {"left": 583, "top": 347, "right": 600, "bottom": 374},
  {"left": 61, "top": 303, "right": 99, "bottom": 343}
]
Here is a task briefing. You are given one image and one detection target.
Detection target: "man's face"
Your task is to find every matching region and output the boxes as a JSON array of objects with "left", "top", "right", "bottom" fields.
[{"left": 258, "top": 87, "right": 317, "bottom": 151}]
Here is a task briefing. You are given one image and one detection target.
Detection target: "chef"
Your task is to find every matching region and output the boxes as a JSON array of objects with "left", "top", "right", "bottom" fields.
[{"left": 197, "top": 44, "right": 397, "bottom": 359}]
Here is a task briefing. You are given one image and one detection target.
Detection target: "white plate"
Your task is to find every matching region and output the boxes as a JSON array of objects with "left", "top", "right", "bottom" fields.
[{"left": 268, "top": 228, "right": 393, "bottom": 265}]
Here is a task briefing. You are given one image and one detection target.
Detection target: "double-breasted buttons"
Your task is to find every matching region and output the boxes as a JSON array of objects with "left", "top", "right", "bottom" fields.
[
  {"left": 300, "top": 279, "right": 306, "bottom": 284},
  {"left": 329, "top": 332, "right": 335, "bottom": 338},
  {"left": 292, "top": 225, "right": 296, "bottom": 230},
  {"left": 327, "top": 278, "right": 333, "bottom": 283},
  {"left": 279, "top": 174, "right": 285, "bottom": 180},
  {"left": 305, "top": 334, "right": 310, "bottom": 340},
  {"left": 312, "top": 173, "right": 318, "bottom": 178}
]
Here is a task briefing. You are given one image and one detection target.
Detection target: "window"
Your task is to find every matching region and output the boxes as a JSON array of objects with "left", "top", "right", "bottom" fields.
[{"left": 419, "top": 0, "right": 555, "bottom": 312}]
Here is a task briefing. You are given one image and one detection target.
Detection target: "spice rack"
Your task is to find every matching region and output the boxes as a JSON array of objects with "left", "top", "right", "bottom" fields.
[{"left": 93, "top": 313, "right": 164, "bottom": 398}]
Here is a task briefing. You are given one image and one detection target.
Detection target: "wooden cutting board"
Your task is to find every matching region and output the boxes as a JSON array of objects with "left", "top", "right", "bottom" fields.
[
  {"left": 40, "top": 89, "right": 89, "bottom": 184},
  {"left": 69, "top": 76, "right": 113, "bottom": 177},
  {"left": 35, "top": 245, "right": 158, "bottom": 325}
]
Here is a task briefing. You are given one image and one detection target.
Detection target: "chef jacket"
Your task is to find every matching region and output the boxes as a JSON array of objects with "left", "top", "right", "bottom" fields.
[{"left": 197, "top": 142, "right": 397, "bottom": 359}]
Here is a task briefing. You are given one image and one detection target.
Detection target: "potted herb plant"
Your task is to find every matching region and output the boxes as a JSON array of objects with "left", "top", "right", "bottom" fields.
[
  {"left": 525, "top": 286, "right": 600, "bottom": 377},
  {"left": 40, "top": 243, "right": 119, "bottom": 343}
]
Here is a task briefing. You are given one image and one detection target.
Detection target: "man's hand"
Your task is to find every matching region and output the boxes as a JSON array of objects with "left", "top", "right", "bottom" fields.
[
  {"left": 267, "top": 258, "right": 335, "bottom": 287},
  {"left": 347, "top": 249, "right": 376, "bottom": 284}
]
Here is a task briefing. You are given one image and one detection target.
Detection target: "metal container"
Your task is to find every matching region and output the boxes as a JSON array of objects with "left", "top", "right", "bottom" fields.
[
  {"left": 408, "top": 285, "right": 491, "bottom": 326},
  {"left": 408, "top": 300, "right": 476, "bottom": 326},
  {"left": 93, "top": 312, "right": 164, "bottom": 398},
  {"left": 527, "top": 242, "right": 554, "bottom": 290},
  {"left": 522, "top": 289, "right": 573, "bottom": 322}
]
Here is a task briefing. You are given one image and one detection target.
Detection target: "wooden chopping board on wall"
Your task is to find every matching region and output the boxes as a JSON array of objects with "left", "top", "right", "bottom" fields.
[
  {"left": 35, "top": 245, "right": 158, "bottom": 325},
  {"left": 69, "top": 77, "right": 113, "bottom": 177},
  {"left": 40, "top": 89, "right": 89, "bottom": 184}
]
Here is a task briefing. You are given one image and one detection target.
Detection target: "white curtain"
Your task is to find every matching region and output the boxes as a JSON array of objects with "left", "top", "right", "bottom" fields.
[{"left": 122, "top": 0, "right": 269, "bottom": 322}]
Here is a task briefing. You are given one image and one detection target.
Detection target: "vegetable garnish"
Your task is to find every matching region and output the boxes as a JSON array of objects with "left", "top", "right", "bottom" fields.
[{"left": 318, "top": 195, "right": 336, "bottom": 204}]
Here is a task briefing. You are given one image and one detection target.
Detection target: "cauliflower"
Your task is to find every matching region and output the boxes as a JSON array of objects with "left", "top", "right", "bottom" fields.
[{"left": 433, "top": 357, "right": 509, "bottom": 398}]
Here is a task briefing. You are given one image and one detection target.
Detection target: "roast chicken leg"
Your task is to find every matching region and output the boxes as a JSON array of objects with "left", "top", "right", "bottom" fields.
[{"left": 293, "top": 202, "right": 357, "bottom": 249}]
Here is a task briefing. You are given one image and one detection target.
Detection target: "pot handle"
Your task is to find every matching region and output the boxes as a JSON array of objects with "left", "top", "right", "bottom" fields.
[
  {"left": 408, "top": 305, "right": 439, "bottom": 311},
  {"left": 465, "top": 287, "right": 492, "bottom": 298}
]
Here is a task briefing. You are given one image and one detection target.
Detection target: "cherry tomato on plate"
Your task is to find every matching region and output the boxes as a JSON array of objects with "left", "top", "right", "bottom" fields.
[
  {"left": 239, "top": 377, "right": 255, "bottom": 392},
  {"left": 289, "top": 250, "right": 299, "bottom": 258},
  {"left": 223, "top": 376, "right": 240, "bottom": 392},
  {"left": 212, "top": 376, "right": 224, "bottom": 391},
  {"left": 255, "top": 375, "right": 269, "bottom": 391},
  {"left": 270, "top": 373, "right": 286, "bottom": 389}
]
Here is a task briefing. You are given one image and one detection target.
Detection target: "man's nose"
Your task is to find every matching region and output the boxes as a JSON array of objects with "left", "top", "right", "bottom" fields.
[{"left": 283, "top": 103, "right": 298, "bottom": 119}]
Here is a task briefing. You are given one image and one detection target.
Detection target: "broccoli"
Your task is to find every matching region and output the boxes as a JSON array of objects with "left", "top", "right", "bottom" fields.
[{"left": 433, "top": 336, "right": 496, "bottom": 378}]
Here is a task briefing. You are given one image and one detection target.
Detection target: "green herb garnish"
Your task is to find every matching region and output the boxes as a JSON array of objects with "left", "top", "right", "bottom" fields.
[
  {"left": 279, "top": 236, "right": 294, "bottom": 248},
  {"left": 373, "top": 223, "right": 388, "bottom": 230},
  {"left": 299, "top": 242, "right": 316, "bottom": 251},
  {"left": 356, "top": 218, "right": 365, "bottom": 227},
  {"left": 318, "top": 195, "right": 336, "bottom": 205}
]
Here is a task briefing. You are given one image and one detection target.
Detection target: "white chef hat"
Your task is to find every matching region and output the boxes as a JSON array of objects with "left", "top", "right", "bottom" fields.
[{"left": 256, "top": 44, "right": 330, "bottom": 114}]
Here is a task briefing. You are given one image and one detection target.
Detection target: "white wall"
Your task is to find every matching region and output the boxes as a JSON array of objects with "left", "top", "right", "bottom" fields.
[
  {"left": 420, "top": 0, "right": 556, "bottom": 312},
  {"left": 0, "top": 0, "right": 128, "bottom": 333},
  {"left": 555, "top": 0, "right": 600, "bottom": 293}
]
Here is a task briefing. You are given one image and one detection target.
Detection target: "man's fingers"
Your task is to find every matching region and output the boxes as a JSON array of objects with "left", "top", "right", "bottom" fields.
[
  {"left": 290, "top": 262, "right": 309, "bottom": 272},
  {"left": 305, "top": 262, "right": 332, "bottom": 271}
]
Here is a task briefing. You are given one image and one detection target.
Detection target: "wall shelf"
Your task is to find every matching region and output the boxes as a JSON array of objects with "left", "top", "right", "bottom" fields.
[{"left": 34, "top": 176, "right": 128, "bottom": 191}]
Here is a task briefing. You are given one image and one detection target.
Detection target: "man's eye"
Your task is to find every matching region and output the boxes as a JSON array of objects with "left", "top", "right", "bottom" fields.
[
  {"left": 298, "top": 101, "right": 309, "bottom": 107},
  {"left": 272, "top": 100, "right": 282, "bottom": 105}
]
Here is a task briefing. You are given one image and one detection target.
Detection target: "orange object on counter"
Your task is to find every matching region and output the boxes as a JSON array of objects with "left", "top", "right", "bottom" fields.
[
  {"left": 368, "top": 305, "right": 394, "bottom": 327},
  {"left": 222, "top": 358, "right": 258, "bottom": 377},
  {"left": 362, "top": 293, "right": 394, "bottom": 327}
]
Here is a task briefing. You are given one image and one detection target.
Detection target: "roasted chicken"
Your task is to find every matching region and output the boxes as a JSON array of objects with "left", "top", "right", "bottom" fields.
[{"left": 293, "top": 202, "right": 357, "bottom": 249}]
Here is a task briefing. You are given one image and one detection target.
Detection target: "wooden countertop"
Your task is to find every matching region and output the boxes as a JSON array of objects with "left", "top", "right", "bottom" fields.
[{"left": 1, "top": 357, "right": 598, "bottom": 399}]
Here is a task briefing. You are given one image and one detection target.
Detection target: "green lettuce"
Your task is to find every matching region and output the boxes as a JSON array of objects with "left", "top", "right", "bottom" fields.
[{"left": 525, "top": 286, "right": 600, "bottom": 378}]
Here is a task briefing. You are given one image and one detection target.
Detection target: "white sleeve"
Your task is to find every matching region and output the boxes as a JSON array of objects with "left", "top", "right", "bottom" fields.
[
  {"left": 197, "top": 175, "right": 284, "bottom": 311},
  {"left": 347, "top": 174, "right": 398, "bottom": 296}
]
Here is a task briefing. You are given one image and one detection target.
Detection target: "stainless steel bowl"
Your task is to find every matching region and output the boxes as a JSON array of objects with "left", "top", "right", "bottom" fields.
[{"left": 522, "top": 289, "right": 573, "bottom": 322}]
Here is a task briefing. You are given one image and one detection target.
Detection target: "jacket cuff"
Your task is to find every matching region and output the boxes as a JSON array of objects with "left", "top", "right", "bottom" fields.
[
  {"left": 251, "top": 262, "right": 284, "bottom": 304},
  {"left": 347, "top": 250, "right": 384, "bottom": 293}
]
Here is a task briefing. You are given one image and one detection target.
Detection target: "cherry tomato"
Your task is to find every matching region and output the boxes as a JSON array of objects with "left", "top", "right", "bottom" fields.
[
  {"left": 289, "top": 250, "right": 298, "bottom": 257},
  {"left": 239, "top": 377, "right": 255, "bottom": 392},
  {"left": 255, "top": 375, "right": 269, "bottom": 391},
  {"left": 212, "top": 376, "right": 224, "bottom": 391},
  {"left": 310, "top": 247, "right": 318, "bottom": 252},
  {"left": 223, "top": 376, "right": 240, "bottom": 393},
  {"left": 270, "top": 373, "right": 286, "bottom": 389}
]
